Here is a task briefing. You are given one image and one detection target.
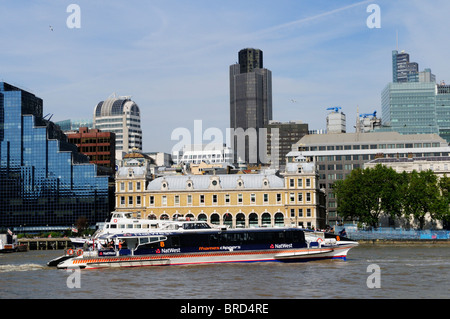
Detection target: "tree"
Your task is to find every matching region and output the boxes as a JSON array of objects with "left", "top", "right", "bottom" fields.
[
  {"left": 75, "top": 216, "right": 89, "bottom": 234},
  {"left": 402, "top": 170, "right": 447, "bottom": 229},
  {"left": 333, "top": 165, "right": 403, "bottom": 228}
]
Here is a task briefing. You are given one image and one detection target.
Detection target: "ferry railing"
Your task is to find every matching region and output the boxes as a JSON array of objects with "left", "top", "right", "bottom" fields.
[{"left": 334, "top": 226, "right": 450, "bottom": 241}]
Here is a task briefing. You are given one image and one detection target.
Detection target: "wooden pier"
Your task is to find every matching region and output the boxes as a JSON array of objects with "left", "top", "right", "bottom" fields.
[{"left": 18, "top": 238, "right": 73, "bottom": 251}]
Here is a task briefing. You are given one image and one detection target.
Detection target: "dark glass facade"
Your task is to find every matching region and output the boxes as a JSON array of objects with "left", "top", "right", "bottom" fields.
[
  {"left": 230, "top": 49, "right": 272, "bottom": 164},
  {"left": 0, "top": 82, "right": 110, "bottom": 229}
]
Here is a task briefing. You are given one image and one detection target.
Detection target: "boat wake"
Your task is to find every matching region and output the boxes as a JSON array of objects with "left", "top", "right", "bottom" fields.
[{"left": 0, "top": 263, "right": 44, "bottom": 273}]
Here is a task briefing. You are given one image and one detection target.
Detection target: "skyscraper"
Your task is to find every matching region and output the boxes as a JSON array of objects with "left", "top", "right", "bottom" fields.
[
  {"left": 230, "top": 48, "right": 272, "bottom": 164},
  {"left": 392, "top": 50, "right": 419, "bottom": 83},
  {"left": 93, "top": 94, "right": 142, "bottom": 161},
  {"left": 382, "top": 49, "right": 450, "bottom": 142},
  {"left": 0, "top": 82, "right": 110, "bottom": 229}
]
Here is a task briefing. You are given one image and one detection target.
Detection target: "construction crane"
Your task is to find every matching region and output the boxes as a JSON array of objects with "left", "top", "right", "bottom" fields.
[
  {"left": 326, "top": 107, "right": 342, "bottom": 113},
  {"left": 359, "top": 111, "right": 377, "bottom": 118}
]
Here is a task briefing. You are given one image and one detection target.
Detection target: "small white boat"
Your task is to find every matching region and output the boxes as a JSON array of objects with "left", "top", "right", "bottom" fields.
[
  {"left": 0, "top": 233, "right": 18, "bottom": 253},
  {"left": 52, "top": 220, "right": 358, "bottom": 269}
]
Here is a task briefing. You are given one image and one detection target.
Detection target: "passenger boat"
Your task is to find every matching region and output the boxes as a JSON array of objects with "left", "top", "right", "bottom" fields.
[
  {"left": 69, "top": 211, "right": 164, "bottom": 248},
  {"left": 51, "top": 220, "right": 358, "bottom": 269}
]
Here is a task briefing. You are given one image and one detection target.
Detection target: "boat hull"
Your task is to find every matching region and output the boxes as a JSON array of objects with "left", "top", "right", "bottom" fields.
[{"left": 56, "top": 242, "right": 358, "bottom": 269}]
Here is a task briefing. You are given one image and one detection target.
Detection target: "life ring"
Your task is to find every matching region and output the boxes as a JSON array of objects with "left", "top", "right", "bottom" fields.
[
  {"left": 76, "top": 249, "right": 83, "bottom": 256},
  {"left": 67, "top": 249, "right": 74, "bottom": 255},
  {"left": 113, "top": 219, "right": 117, "bottom": 223},
  {"left": 317, "top": 238, "right": 324, "bottom": 243}
]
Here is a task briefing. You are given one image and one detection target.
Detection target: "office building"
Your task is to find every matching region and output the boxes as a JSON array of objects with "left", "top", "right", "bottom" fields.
[
  {"left": 172, "top": 144, "right": 233, "bottom": 165},
  {"left": 230, "top": 48, "right": 272, "bottom": 164},
  {"left": 381, "top": 82, "right": 438, "bottom": 135},
  {"left": 93, "top": 94, "right": 142, "bottom": 161},
  {"left": 436, "top": 83, "right": 450, "bottom": 142},
  {"left": 0, "top": 82, "right": 110, "bottom": 230},
  {"left": 66, "top": 127, "right": 116, "bottom": 174},
  {"left": 289, "top": 132, "right": 450, "bottom": 226},
  {"left": 381, "top": 49, "right": 450, "bottom": 142},
  {"left": 392, "top": 50, "right": 419, "bottom": 83},
  {"left": 265, "top": 121, "right": 309, "bottom": 169},
  {"left": 55, "top": 118, "right": 93, "bottom": 132},
  {"left": 381, "top": 81, "right": 450, "bottom": 142},
  {"left": 326, "top": 107, "right": 346, "bottom": 133}
]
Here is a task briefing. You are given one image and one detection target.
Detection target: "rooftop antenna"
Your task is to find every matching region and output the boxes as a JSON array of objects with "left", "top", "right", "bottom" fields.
[{"left": 396, "top": 30, "right": 399, "bottom": 51}]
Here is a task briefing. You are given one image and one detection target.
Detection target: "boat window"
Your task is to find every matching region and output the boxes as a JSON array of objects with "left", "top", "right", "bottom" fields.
[
  {"left": 134, "top": 224, "right": 141, "bottom": 228},
  {"left": 110, "top": 224, "right": 117, "bottom": 229},
  {"left": 119, "top": 224, "right": 125, "bottom": 229},
  {"left": 127, "top": 224, "right": 133, "bottom": 228},
  {"left": 142, "top": 224, "right": 149, "bottom": 229}
]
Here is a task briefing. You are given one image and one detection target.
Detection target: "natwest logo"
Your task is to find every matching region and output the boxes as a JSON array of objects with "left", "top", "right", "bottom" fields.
[{"left": 270, "top": 243, "right": 293, "bottom": 249}]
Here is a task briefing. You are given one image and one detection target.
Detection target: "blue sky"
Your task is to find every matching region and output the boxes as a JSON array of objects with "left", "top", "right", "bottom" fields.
[{"left": 1, "top": 0, "right": 450, "bottom": 153}]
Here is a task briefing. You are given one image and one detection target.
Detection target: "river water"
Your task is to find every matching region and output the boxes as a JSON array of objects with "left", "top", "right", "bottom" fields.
[{"left": 0, "top": 244, "right": 448, "bottom": 300}]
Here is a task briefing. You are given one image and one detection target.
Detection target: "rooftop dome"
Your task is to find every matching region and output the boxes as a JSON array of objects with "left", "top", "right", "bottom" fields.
[{"left": 94, "top": 95, "right": 140, "bottom": 117}]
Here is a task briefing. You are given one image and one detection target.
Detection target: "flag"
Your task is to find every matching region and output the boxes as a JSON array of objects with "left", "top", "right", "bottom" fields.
[
  {"left": 7, "top": 228, "right": 13, "bottom": 236},
  {"left": 72, "top": 227, "right": 78, "bottom": 233}
]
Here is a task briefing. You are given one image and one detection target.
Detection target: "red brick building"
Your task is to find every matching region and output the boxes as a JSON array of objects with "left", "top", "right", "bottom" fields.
[{"left": 66, "top": 127, "right": 116, "bottom": 174}]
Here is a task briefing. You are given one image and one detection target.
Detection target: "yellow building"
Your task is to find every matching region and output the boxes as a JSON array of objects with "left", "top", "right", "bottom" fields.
[{"left": 115, "top": 156, "right": 326, "bottom": 229}]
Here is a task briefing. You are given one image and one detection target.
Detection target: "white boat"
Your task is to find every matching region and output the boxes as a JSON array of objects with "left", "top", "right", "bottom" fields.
[
  {"left": 0, "top": 233, "right": 18, "bottom": 253},
  {"left": 52, "top": 220, "right": 358, "bottom": 269},
  {"left": 69, "top": 211, "right": 165, "bottom": 248}
]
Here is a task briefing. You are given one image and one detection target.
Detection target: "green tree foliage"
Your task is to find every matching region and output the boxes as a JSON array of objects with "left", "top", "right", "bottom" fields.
[{"left": 332, "top": 165, "right": 449, "bottom": 229}]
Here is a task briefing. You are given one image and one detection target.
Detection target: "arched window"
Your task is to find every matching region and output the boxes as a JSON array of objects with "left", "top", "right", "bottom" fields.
[
  {"left": 198, "top": 213, "right": 207, "bottom": 222},
  {"left": 147, "top": 214, "right": 157, "bottom": 220},
  {"left": 249, "top": 213, "right": 258, "bottom": 228},
  {"left": 262, "top": 212, "right": 271, "bottom": 227},
  {"left": 223, "top": 213, "right": 233, "bottom": 228},
  {"left": 186, "top": 213, "right": 195, "bottom": 220},
  {"left": 160, "top": 214, "right": 169, "bottom": 220},
  {"left": 210, "top": 213, "right": 220, "bottom": 225},
  {"left": 274, "top": 212, "right": 284, "bottom": 227},
  {"left": 236, "top": 213, "right": 245, "bottom": 228}
]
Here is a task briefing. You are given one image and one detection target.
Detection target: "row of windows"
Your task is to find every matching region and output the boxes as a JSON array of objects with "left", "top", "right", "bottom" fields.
[
  {"left": 119, "top": 191, "right": 314, "bottom": 207},
  {"left": 118, "top": 181, "right": 143, "bottom": 192},
  {"left": 288, "top": 178, "right": 312, "bottom": 188},
  {"left": 146, "top": 212, "right": 315, "bottom": 229},
  {"left": 316, "top": 152, "right": 448, "bottom": 162},
  {"left": 303, "top": 142, "right": 442, "bottom": 152}
]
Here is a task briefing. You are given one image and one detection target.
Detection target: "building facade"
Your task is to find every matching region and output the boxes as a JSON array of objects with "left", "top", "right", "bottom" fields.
[
  {"left": 0, "top": 82, "right": 110, "bottom": 230},
  {"left": 55, "top": 118, "right": 93, "bottom": 132},
  {"left": 392, "top": 50, "right": 419, "bottom": 83},
  {"left": 93, "top": 94, "right": 142, "bottom": 161},
  {"left": 115, "top": 160, "right": 326, "bottom": 230},
  {"left": 289, "top": 132, "right": 450, "bottom": 226},
  {"left": 230, "top": 48, "right": 272, "bottom": 165},
  {"left": 364, "top": 156, "right": 450, "bottom": 179},
  {"left": 326, "top": 108, "right": 346, "bottom": 133},
  {"left": 381, "top": 82, "right": 450, "bottom": 142},
  {"left": 172, "top": 143, "right": 233, "bottom": 166},
  {"left": 66, "top": 127, "right": 116, "bottom": 174},
  {"left": 382, "top": 49, "right": 450, "bottom": 142},
  {"left": 265, "top": 121, "right": 309, "bottom": 170}
]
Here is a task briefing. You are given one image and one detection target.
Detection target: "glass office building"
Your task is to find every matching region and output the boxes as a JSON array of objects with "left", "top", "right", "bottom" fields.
[
  {"left": 0, "top": 82, "right": 110, "bottom": 229},
  {"left": 230, "top": 48, "right": 272, "bottom": 164},
  {"left": 381, "top": 82, "right": 450, "bottom": 142},
  {"left": 381, "top": 82, "right": 439, "bottom": 135}
]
